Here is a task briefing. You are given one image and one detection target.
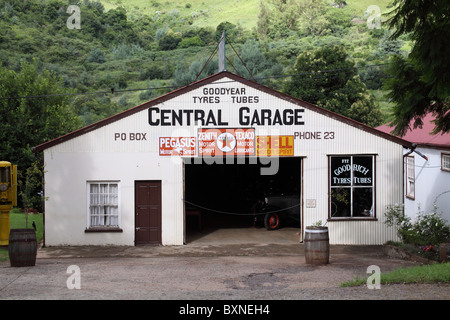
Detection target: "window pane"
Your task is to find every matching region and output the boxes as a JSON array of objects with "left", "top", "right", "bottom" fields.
[
  {"left": 353, "top": 156, "right": 373, "bottom": 186},
  {"left": 89, "top": 182, "right": 119, "bottom": 227},
  {"left": 443, "top": 154, "right": 450, "bottom": 170},
  {"left": 353, "top": 188, "right": 373, "bottom": 217},
  {"left": 0, "top": 167, "right": 10, "bottom": 183},
  {"left": 331, "top": 157, "right": 351, "bottom": 186},
  {"left": 330, "top": 187, "right": 351, "bottom": 217}
]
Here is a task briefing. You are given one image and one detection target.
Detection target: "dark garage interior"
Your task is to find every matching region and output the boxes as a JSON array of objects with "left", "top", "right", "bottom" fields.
[{"left": 184, "top": 157, "right": 302, "bottom": 243}]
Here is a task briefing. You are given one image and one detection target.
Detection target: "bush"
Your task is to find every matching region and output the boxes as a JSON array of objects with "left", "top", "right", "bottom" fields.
[
  {"left": 158, "top": 32, "right": 182, "bottom": 51},
  {"left": 87, "top": 47, "right": 106, "bottom": 63},
  {"left": 385, "top": 204, "right": 450, "bottom": 245},
  {"left": 178, "top": 36, "right": 203, "bottom": 48}
]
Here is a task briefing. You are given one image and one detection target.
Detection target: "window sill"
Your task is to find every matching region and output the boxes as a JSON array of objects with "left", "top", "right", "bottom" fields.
[
  {"left": 327, "top": 218, "right": 378, "bottom": 222},
  {"left": 85, "top": 227, "right": 123, "bottom": 233}
]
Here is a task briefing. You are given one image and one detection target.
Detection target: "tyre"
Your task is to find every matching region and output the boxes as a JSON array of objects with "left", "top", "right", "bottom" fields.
[{"left": 264, "top": 211, "right": 281, "bottom": 230}]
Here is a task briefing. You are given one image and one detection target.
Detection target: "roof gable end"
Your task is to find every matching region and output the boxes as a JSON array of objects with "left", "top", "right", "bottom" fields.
[{"left": 33, "top": 71, "right": 412, "bottom": 152}]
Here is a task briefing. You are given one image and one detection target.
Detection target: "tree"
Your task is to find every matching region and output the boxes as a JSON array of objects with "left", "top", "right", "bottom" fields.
[
  {"left": 294, "top": 0, "right": 330, "bottom": 36},
  {"left": 384, "top": 0, "right": 450, "bottom": 135},
  {"left": 0, "top": 60, "right": 81, "bottom": 210},
  {"left": 283, "top": 45, "right": 383, "bottom": 126},
  {"left": 257, "top": 0, "right": 270, "bottom": 38}
]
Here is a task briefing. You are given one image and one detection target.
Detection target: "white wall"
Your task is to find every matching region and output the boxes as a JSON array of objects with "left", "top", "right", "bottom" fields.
[
  {"left": 42, "top": 75, "right": 405, "bottom": 246},
  {"left": 405, "top": 147, "right": 450, "bottom": 224},
  {"left": 44, "top": 151, "right": 184, "bottom": 246}
]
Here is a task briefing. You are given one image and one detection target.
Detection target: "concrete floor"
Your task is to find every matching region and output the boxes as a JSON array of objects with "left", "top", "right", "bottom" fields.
[
  {"left": 186, "top": 227, "right": 301, "bottom": 245},
  {"left": 185, "top": 210, "right": 301, "bottom": 245}
]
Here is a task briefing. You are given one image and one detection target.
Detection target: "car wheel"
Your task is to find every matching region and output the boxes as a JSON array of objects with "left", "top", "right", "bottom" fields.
[{"left": 264, "top": 212, "right": 281, "bottom": 230}]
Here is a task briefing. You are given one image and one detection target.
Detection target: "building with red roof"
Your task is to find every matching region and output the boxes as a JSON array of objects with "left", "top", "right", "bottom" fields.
[{"left": 377, "top": 113, "right": 450, "bottom": 224}]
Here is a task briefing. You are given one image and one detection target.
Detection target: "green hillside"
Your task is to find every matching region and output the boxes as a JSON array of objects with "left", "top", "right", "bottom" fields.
[
  {"left": 1, "top": 0, "right": 411, "bottom": 209},
  {"left": 0, "top": 0, "right": 405, "bottom": 120},
  {"left": 99, "top": 0, "right": 394, "bottom": 31},
  {"left": 101, "top": 0, "right": 260, "bottom": 30}
]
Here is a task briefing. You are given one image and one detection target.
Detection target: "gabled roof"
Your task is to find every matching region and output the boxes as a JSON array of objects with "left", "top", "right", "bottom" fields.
[
  {"left": 33, "top": 71, "right": 412, "bottom": 152},
  {"left": 377, "top": 113, "right": 450, "bottom": 150}
]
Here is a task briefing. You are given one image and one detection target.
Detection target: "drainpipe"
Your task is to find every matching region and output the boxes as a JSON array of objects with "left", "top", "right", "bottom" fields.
[
  {"left": 404, "top": 143, "right": 428, "bottom": 161},
  {"left": 403, "top": 143, "right": 416, "bottom": 158}
]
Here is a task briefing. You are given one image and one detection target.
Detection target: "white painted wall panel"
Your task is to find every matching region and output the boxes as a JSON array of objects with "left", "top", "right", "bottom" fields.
[
  {"left": 43, "top": 75, "right": 405, "bottom": 246},
  {"left": 405, "top": 147, "right": 450, "bottom": 224}
]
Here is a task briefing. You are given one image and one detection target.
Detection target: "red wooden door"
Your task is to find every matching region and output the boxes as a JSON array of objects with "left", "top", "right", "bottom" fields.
[{"left": 135, "top": 181, "right": 161, "bottom": 245}]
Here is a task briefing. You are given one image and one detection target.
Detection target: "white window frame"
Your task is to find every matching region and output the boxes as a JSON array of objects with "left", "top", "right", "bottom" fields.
[
  {"left": 406, "top": 156, "right": 415, "bottom": 199},
  {"left": 442, "top": 153, "right": 450, "bottom": 172},
  {"left": 86, "top": 181, "right": 121, "bottom": 230}
]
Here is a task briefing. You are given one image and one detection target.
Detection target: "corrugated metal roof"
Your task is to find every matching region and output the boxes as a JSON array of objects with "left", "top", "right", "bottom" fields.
[{"left": 377, "top": 113, "right": 450, "bottom": 149}]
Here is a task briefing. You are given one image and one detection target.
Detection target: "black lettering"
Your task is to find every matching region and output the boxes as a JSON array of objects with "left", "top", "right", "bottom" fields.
[
  {"left": 283, "top": 109, "right": 293, "bottom": 125},
  {"left": 217, "top": 109, "right": 229, "bottom": 125},
  {"left": 148, "top": 108, "right": 160, "bottom": 126},
  {"left": 205, "top": 110, "right": 217, "bottom": 126},
  {"left": 161, "top": 109, "right": 171, "bottom": 126},
  {"left": 272, "top": 109, "right": 282, "bottom": 125},
  {"left": 194, "top": 109, "right": 205, "bottom": 125},
  {"left": 261, "top": 109, "right": 271, "bottom": 125},
  {"left": 251, "top": 110, "right": 261, "bottom": 126},
  {"left": 239, "top": 107, "right": 250, "bottom": 125},
  {"left": 295, "top": 109, "right": 305, "bottom": 125},
  {"left": 172, "top": 109, "right": 183, "bottom": 126},
  {"left": 184, "top": 110, "right": 193, "bottom": 126}
]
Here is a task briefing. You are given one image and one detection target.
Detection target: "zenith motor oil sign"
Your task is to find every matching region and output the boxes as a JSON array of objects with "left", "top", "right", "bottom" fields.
[{"left": 198, "top": 128, "right": 255, "bottom": 156}]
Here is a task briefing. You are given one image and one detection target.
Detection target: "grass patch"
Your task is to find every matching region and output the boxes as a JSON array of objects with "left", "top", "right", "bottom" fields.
[
  {"left": 0, "top": 209, "right": 43, "bottom": 263},
  {"left": 341, "top": 263, "right": 450, "bottom": 287}
]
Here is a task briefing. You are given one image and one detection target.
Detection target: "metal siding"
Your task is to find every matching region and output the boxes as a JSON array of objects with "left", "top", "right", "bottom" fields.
[{"left": 45, "top": 76, "right": 404, "bottom": 245}]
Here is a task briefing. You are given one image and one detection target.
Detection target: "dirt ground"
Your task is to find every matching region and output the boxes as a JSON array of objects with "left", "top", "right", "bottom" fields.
[{"left": 1, "top": 241, "right": 449, "bottom": 302}]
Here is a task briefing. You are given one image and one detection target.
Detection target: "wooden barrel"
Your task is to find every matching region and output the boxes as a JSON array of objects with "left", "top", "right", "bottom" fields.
[
  {"left": 304, "top": 227, "right": 329, "bottom": 265},
  {"left": 8, "top": 229, "right": 37, "bottom": 267}
]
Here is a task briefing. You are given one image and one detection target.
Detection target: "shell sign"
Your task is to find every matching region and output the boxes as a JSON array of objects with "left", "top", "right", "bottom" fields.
[{"left": 257, "top": 136, "right": 294, "bottom": 156}]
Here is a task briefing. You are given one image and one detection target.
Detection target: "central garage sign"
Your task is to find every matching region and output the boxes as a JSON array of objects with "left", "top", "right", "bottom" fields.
[{"left": 150, "top": 85, "right": 305, "bottom": 157}]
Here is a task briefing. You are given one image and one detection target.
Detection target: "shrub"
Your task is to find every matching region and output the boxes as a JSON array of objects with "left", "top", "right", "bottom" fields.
[
  {"left": 158, "top": 32, "right": 182, "bottom": 51},
  {"left": 178, "top": 36, "right": 203, "bottom": 48},
  {"left": 413, "top": 209, "right": 450, "bottom": 245},
  {"left": 87, "top": 47, "right": 106, "bottom": 63},
  {"left": 385, "top": 204, "right": 450, "bottom": 245}
]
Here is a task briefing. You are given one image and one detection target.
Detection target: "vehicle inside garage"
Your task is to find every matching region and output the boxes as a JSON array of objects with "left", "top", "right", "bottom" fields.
[{"left": 184, "top": 157, "right": 302, "bottom": 243}]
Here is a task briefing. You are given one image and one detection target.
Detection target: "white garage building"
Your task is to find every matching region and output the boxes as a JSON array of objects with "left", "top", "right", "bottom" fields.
[{"left": 33, "top": 71, "right": 412, "bottom": 246}]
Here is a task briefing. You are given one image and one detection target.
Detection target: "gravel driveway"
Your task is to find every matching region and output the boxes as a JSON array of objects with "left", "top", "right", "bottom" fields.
[{"left": 1, "top": 243, "right": 449, "bottom": 302}]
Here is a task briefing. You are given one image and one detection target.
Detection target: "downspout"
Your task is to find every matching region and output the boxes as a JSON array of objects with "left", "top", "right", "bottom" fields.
[
  {"left": 404, "top": 143, "right": 428, "bottom": 161},
  {"left": 403, "top": 143, "right": 417, "bottom": 158}
]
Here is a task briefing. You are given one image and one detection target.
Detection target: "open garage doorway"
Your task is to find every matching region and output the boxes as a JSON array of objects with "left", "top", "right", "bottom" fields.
[{"left": 183, "top": 157, "right": 302, "bottom": 244}]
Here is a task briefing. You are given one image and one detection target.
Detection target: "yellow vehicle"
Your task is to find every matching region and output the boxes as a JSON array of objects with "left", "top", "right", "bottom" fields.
[{"left": 0, "top": 161, "right": 17, "bottom": 246}]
